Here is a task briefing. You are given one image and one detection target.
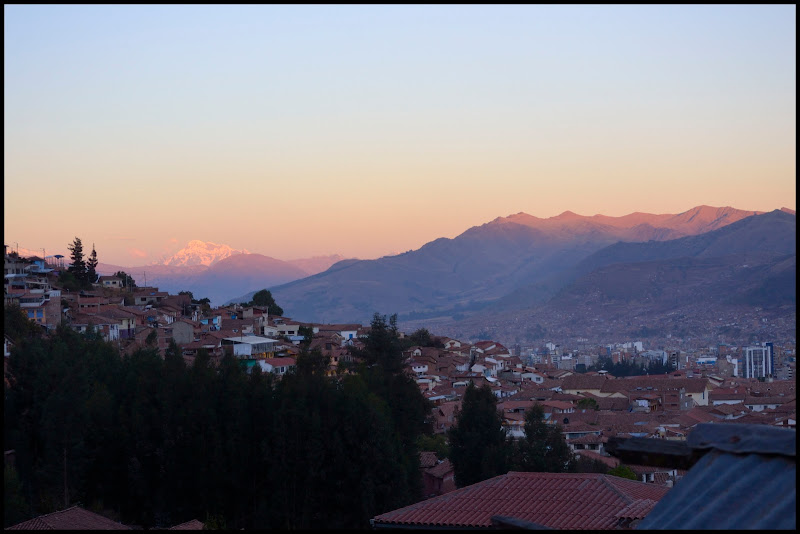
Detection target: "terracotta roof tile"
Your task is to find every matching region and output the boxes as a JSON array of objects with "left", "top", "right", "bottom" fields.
[
  {"left": 615, "top": 499, "right": 658, "bottom": 520},
  {"left": 372, "top": 472, "right": 669, "bottom": 530},
  {"left": 169, "top": 519, "right": 204, "bottom": 530},
  {"left": 426, "top": 458, "right": 454, "bottom": 479},
  {"left": 419, "top": 451, "right": 438, "bottom": 469},
  {"left": 574, "top": 449, "right": 620, "bottom": 468},
  {"left": 6, "top": 506, "right": 131, "bottom": 530}
]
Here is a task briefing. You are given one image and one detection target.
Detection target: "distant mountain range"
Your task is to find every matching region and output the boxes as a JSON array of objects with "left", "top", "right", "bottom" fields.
[
  {"left": 94, "top": 205, "right": 795, "bottom": 345},
  {"left": 401, "top": 209, "right": 796, "bottom": 344},
  {"left": 97, "top": 242, "right": 349, "bottom": 305},
  {"left": 161, "top": 240, "right": 250, "bottom": 267},
  {"left": 245, "top": 205, "right": 784, "bottom": 325}
]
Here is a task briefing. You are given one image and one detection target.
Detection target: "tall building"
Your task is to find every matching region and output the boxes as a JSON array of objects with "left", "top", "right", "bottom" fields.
[
  {"left": 743, "top": 345, "right": 773, "bottom": 379},
  {"left": 765, "top": 342, "right": 775, "bottom": 376}
]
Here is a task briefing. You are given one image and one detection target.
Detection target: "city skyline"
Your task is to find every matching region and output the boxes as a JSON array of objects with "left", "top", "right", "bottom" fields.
[{"left": 5, "top": 4, "right": 796, "bottom": 266}]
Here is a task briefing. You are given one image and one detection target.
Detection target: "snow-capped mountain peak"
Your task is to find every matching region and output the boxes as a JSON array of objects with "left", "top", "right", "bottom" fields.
[{"left": 162, "top": 240, "right": 249, "bottom": 267}]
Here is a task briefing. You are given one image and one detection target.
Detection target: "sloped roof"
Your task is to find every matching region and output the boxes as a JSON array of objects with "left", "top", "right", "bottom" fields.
[
  {"left": 575, "top": 449, "right": 620, "bottom": 469},
  {"left": 561, "top": 374, "right": 612, "bottom": 391},
  {"left": 426, "top": 458, "right": 454, "bottom": 479},
  {"left": 6, "top": 506, "right": 131, "bottom": 530},
  {"left": 371, "top": 472, "right": 668, "bottom": 530},
  {"left": 168, "top": 519, "right": 204, "bottom": 530},
  {"left": 601, "top": 377, "right": 709, "bottom": 395},
  {"left": 637, "top": 423, "right": 796, "bottom": 530},
  {"left": 419, "top": 451, "right": 438, "bottom": 469}
]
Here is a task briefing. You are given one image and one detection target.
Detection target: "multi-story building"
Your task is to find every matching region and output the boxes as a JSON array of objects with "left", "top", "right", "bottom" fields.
[{"left": 743, "top": 345, "right": 773, "bottom": 379}]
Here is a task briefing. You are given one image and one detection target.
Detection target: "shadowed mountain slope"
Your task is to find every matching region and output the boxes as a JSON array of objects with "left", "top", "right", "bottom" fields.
[
  {"left": 259, "top": 206, "right": 766, "bottom": 324},
  {"left": 406, "top": 210, "right": 795, "bottom": 344}
]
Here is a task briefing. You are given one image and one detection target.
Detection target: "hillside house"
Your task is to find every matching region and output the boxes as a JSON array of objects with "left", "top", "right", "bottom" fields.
[
  {"left": 257, "top": 356, "right": 296, "bottom": 376},
  {"left": 221, "top": 336, "right": 278, "bottom": 359}
]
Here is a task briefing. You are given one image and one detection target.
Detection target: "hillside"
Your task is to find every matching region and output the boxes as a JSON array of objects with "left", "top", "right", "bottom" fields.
[
  {"left": 404, "top": 210, "right": 795, "bottom": 345},
  {"left": 265, "top": 206, "right": 765, "bottom": 324}
]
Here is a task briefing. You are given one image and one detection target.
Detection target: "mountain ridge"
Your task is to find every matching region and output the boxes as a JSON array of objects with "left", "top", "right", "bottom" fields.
[{"left": 255, "top": 205, "right": 775, "bottom": 323}]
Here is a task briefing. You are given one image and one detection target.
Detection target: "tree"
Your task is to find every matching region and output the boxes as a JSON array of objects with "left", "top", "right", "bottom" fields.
[
  {"left": 294, "top": 347, "right": 330, "bottom": 377},
  {"left": 114, "top": 271, "right": 137, "bottom": 290},
  {"left": 67, "top": 237, "right": 86, "bottom": 284},
  {"left": 572, "top": 455, "right": 611, "bottom": 474},
  {"left": 511, "top": 404, "right": 574, "bottom": 473},
  {"left": 178, "top": 291, "right": 194, "bottom": 300},
  {"left": 4, "top": 464, "right": 29, "bottom": 527},
  {"left": 448, "top": 383, "right": 511, "bottom": 488},
  {"left": 402, "top": 328, "right": 442, "bottom": 349},
  {"left": 86, "top": 244, "right": 98, "bottom": 285},
  {"left": 298, "top": 325, "right": 314, "bottom": 347},
  {"left": 415, "top": 433, "right": 450, "bottom": 460},
  {"left": 608, "top": 465, "right": 638, "bottom": 480},
  {"left": 145, "top": 329, "right": 158, "bottom": 347},
  {"left": 4, "top": 303, "right": 44, "bottom": 344},
  {"left": 250, "top": 289, "right": 283, "bottom": 316},
  {"left": 576, "top": 398, "right": 599, "bottom": 411}
]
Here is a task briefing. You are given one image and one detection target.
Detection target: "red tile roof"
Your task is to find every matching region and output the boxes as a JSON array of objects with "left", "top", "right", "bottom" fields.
[
  {"left": 426, "top": 458, "right": 454, "bottom": 479},
  {"left": 615, "top": 499, "right": 659, "bottom": 521},
  {"left": 6, "top": 506, "right": 131, "bottom": 530},
  {"left": 169, "top": 519, "right": 204, "bottom": 530},
  {"left": 371, "top": 472, "right": 670, "bottom": 530},
  {"left": 419, "top": 451, "right": 438, "bottom": 469},
  {"left": 574, "top": 449, "right": 620, "bottom": 469}
]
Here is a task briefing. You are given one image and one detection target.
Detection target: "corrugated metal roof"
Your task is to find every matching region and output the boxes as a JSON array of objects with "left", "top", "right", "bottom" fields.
[
  {"left": 636, "top": 423, "right": 796, "bottom": 530},
  {"left": 372, "top": 472, "right": 669, "bottom": 530}
]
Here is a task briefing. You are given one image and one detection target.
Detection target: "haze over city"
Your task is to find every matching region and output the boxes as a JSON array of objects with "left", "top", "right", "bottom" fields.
[{"left": 4, "top": 4, "right": 796, "bottom": 266}]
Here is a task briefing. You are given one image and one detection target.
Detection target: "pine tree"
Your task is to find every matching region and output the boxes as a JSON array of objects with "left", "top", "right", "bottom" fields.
[
  {"left": 512, "top": 404, "right": 575, "bottom": 473},
  {"left": 67, "top": 237, "right": 86, "bottom": 284},
  {"left": 448, "top": 382, "right": 511, "bottom": 488},
  {"left": 86, "top": 244, "right": 98, "bottom": 285}
]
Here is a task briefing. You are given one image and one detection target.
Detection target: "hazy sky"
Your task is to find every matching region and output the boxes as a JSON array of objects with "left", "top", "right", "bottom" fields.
[{"left": 4, "top": 4, "right": 796, "bottom": 266}]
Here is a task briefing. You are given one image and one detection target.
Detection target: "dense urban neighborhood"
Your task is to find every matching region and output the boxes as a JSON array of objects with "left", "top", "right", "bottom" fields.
[{"left": 4, "top": 246, "right": 796, "bottom": 529}]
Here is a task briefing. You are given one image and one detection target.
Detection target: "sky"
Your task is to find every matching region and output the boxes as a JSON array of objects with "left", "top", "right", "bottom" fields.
[{"left": 4, "top": 4, "right": 796, "bottom": 267}]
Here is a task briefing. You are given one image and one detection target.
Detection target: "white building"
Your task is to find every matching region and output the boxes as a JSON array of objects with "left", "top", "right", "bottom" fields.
[
  {"left": 743, "top": 345, "right": 772, "bottom": 379},
  {"left": 222, "top": 336, "right": 279, "bottom": 359}
]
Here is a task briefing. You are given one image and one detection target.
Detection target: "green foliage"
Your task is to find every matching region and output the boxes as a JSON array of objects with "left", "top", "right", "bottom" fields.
[
  {"left": 86, "top": 244, "right": 98, "bottom": 284},
  {"left": 178, "top": 290, "right": 194, "bottom": 300},
  {"left": 4, "top": 309, "right": 435, "bottom": 530},
  {"left": 113, "top": 271, "right": 137, "bottom": 290},
  {"left": 249, "top": 289, "right": 283, "bottom": 316},
  {"left": 4, "top": 464, "right": 30, "bottom": 527},
  {"left": 576, "top": 398, "right": 599, "bottom": 411},
  {"left": 349, "top": 313, "right": 433, "bottom": 505},
  {"left": 511, "top": 404, "right": 574, "bottom": 473},
  {"left": 294, "top": 347, "right": 330, "bottom": 377},
  {"left": 57, "top": 270, "right": 82, "bottom": 292},
  {"left": 588, "top": 356, "right": 673, "bottom": 376},
  {"left": 4, "top": 303, "right": 43, "bottom": 344},
  {"left": 608, "top": 465, "right": 638, "bottom": 480},
  {"left": 415, "top": 434, "right": 450, "bottom": 460},
  {"left": 571, "top": 455, "right": 611, "bottom": 474},
  {"left": 145, "top": 329, "right": 158, "bottom": 347},
  {"left": 448, "top": 383, "right": 511, "bottom": 488},
  {"left": 298, "top": 325, "right": 314, "bottom": 347},
  {"left": 356, "top": 313, "right": 403, "bottom": 372},
  {"left": 401, "top": 328, "right": 443, "bottom": 350},
  {"left": 203, "top": 512, "right": 227, "bottom": 530},
  {"left": 67, "top": 237, "right": 87, "bottom": 285}
]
